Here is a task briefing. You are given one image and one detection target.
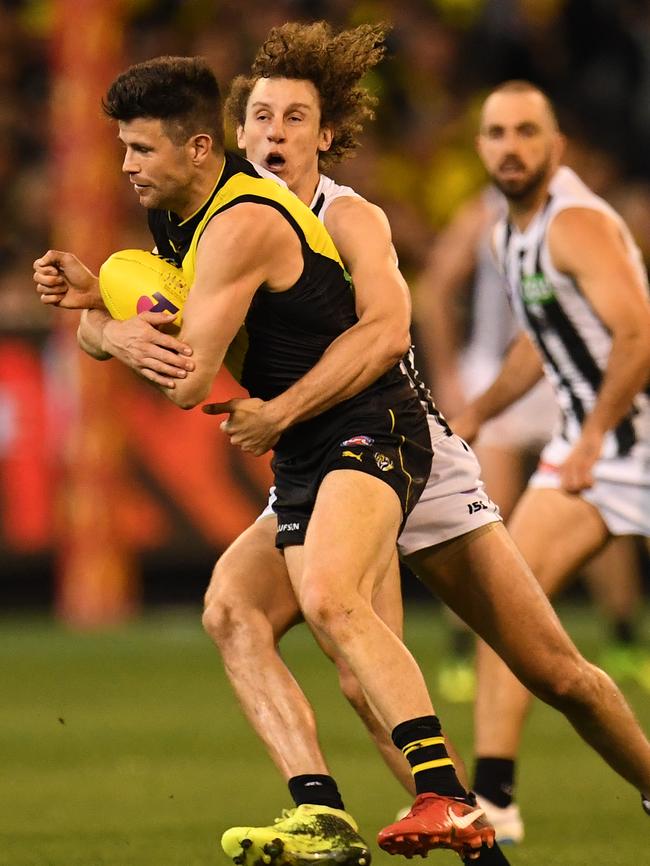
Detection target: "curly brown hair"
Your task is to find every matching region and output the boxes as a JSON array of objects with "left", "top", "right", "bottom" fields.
[{"left": 226, "top": 21, "right": 389, "bottom": 167}]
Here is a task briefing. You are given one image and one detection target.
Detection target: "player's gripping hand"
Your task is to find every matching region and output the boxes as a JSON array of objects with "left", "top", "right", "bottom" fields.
[
  {"left": 33, "top": 250, "right": 103, "bottom": 309},
  {"left": 101, "top": 312, "right": 194, "bottom": 389},
  {"left": 559, "top": 428, "right": 603, "bottom": 493},
  {"left": 203, "top": 398, "right": 283, "bottom": 455},
  {"left": 449, "top": 405, "right": 481, "bottom": 445}
]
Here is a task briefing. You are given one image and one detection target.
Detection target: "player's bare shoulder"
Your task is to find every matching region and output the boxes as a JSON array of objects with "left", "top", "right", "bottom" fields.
[
  {"left": 325, "top": 195, "right": 393, "bottom": 264},
  {"left": 199, "top": 199, "right": 302, "bottom": 288},
  {"left": 326, "top": 195, "right": 389, "bottom": 236},
  {"left": 547, "top": 206, "right": 621, "bottom": 275},
  {"left": 207, "top": 199, "right": 293, "bottom": 247}
]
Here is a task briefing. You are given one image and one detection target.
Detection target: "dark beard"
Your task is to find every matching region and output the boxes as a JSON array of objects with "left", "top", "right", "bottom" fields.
[{"left": 490, "top": 161, "right": 549, "bottom": 202}]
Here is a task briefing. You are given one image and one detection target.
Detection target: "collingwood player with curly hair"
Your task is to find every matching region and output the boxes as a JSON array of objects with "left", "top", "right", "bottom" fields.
[
  {"left": 191, "top": 20, "right": 650, "bottom": 866},
  {"left": 207, "top": 21, "right": 506, "bottom": 865}
]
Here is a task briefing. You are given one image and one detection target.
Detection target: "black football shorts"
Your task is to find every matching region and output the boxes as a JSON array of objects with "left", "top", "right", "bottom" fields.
[{"left": 272, "top": 395, "right": 433, "bottom": 548}]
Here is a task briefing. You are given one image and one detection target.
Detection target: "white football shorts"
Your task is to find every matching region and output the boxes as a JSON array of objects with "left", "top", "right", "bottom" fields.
[{"left": 530, "top": 434, "right": 650, "bottom": 536}]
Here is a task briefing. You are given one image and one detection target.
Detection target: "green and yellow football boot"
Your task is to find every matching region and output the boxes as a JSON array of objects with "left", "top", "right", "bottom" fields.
[{"left": 221, "top": 804, "right": 371, "bottom": 866}]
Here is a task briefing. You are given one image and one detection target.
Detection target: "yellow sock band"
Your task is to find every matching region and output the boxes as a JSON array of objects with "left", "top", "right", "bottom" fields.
[
  {"left": 412, "top": 757, "right": 455, "bottom": 773},
  {"left": 403, "top": 736, "right": 445, "bottom": 758}
]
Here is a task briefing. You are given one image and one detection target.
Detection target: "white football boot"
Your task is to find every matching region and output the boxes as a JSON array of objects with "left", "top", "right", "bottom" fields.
[{"left": 474, "top": 795, "right": 524, "bottom": 845}]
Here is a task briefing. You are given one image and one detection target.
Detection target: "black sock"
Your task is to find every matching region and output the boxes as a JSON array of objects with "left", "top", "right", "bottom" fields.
[
  {"left": 451, "top": 627, "right": 474, "bottom": 658},
  {"left": 392, "top": 715, "right": 466, "bottom": 799},
  {"left": 288, "top": 774, "right": 345, "bottom": 810},
  {"left": 473, "top": 757, "right": 515, "bottom": 808},
  {"left": 612, "top": 618, "right": 636, "bottom": 645},
  {"left": 463, "top": 842, "right": 512, "bottom": 865}
]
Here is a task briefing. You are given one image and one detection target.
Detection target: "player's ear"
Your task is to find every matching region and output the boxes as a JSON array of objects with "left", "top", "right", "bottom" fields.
[
  {"left": 553, "top": 131, "right": 567, "bottom": 164},
  {"left": 475, "top": 133, "right": 486, "bottom": 161},
  {"left": 190, "top": 133, "right": 213, "bottom": 165},
  {"left": 236, "top": 125, "right": 246, "bottom": 149},
  {"left": 319, "top": 126, "right": 333, "bottom": 153}
]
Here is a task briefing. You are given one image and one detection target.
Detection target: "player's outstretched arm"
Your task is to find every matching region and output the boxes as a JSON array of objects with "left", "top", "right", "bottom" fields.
[
  {"left": 207, "top": 197, "right": 412, "bottom": 454},
  {"left": 450, "top": 331, "right": 544, "bottom": 443},
  {"left": 548, "top": 206, "right": 650, "bottom": 491},
  {"left": 33, "top": 249, "right": 103, "bottom": 309},
  {"left": 413, "top": 195, "right": 489, "bottom": 416}
]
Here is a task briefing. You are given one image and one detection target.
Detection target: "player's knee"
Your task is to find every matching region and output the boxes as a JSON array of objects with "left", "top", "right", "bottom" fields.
[
  {"left": 204, "top": 559, "right": 300, "bottom": 648},
  {"left": 201, "top": 593, "right": 233, "bottom": 647},
  {"left": 202, "top": 561, "right": 241, "bottom": 646},
  {"left": 203, "top": 589, "right": 277, "bottom": 659},
  {"left": 548, "top": 659, "right": 609, "bottom": 712},
  {"left": 299, "top": 582, "right": 355, "bottom": 639},
  {"left": 298, "top": 592, "right": 333, "bottom": 634},
  {"left": 523, "top": 653, "right": 596, "bottom": 710}
]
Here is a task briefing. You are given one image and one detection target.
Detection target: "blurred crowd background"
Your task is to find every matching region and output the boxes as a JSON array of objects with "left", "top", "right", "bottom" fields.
[{"left": 1, "top": 0, "right": 649, "bottom": 619}]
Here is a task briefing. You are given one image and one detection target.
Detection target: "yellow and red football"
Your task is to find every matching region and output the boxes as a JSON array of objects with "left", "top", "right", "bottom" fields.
[{"left": 98, "top": 249, "right": 188, "bottom": 326}]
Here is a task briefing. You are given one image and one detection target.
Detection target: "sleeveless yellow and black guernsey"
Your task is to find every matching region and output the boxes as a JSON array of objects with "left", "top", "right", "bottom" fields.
[{"left": 148, "top": 152, "right": 414, "bottom": 454}]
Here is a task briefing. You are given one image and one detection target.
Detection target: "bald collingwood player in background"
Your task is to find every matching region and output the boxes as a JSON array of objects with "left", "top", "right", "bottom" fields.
[
  {"left": 32, "top": 53, "right": 498, "bottom": 865},
  {"left": 451, "top": 80, "right": 650, "bottom": 833}
]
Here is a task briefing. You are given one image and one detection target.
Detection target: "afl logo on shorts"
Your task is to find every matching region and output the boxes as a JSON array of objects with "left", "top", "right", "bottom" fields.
[
  {"left": 340, "top": 435, "right": 374, "bottom": 448},
  {"left": 374, "top": 452, "right": 394, "bottom": 472}
]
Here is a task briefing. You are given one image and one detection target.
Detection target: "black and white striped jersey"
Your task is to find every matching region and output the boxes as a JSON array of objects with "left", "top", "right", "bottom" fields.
[{"left": 494, "top": 166, "right": 650, "bottom": 458}]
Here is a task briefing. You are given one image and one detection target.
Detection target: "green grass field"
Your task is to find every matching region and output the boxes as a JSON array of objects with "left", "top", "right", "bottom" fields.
[{"left": 2, "top": 603, "right": 648, "bottom": 866}]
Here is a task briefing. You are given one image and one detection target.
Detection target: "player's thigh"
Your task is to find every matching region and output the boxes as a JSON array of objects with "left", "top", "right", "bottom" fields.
[
  {"left": 472, "top": 443, "right": 528, "bottom": 520},
  {"left": 286, "top": 469, "right": 402, "bottom": 605},
  {"left": 408, "top": 523, "right": 581, "bottom": 682},
  {"left": 205, "top": 515, "right": 301, "bottom": 636},
  {"left": 507, "top": 486, "right": 610, "bottom": 596}
]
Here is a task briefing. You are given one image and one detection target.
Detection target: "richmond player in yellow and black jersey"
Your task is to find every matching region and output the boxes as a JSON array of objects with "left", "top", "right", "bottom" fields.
[
  {"left": 34, "top": 55, "right": 503, "bottom": 864},
  {"left": 147, "top": 147, "right": 432, "bottom": 538}
]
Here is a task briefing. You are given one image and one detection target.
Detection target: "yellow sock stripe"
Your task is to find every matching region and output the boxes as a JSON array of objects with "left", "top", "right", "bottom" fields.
[
  {"left": 412, "top": 758, "right": 455, "bottom": 773},
  {"left": 403, "top": 737, "right": 445, "bottom": 757}
]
